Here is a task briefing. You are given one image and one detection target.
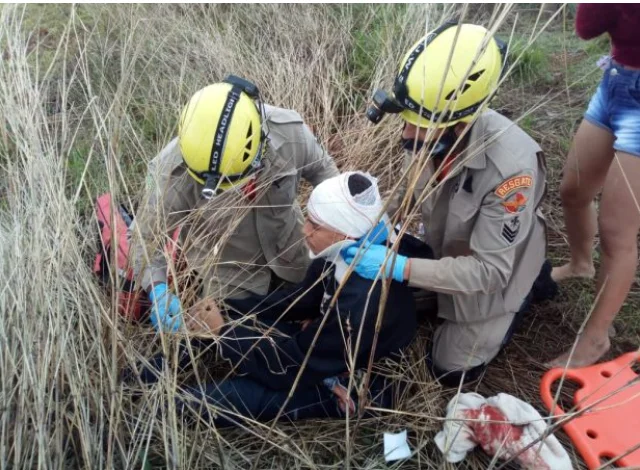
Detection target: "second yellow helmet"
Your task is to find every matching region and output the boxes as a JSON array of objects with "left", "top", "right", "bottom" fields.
[{"left": 393, "top": 23, "right": 506, "bottom": 128}]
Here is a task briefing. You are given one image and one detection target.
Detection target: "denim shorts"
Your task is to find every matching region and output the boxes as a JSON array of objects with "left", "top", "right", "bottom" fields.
[{"left": 585, "top": 61, "right": 640, "bottom": 157}]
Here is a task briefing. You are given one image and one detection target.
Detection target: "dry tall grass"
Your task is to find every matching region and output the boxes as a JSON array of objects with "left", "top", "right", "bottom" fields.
[{"left": 0, "top": 3, "right": 636, "bottom": 469}]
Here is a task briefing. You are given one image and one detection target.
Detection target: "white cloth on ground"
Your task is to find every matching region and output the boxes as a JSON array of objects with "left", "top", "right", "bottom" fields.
[
  {"left": 434, "top": 392, "right": 572, "bottom": 470},
  {"left": 384, "top": 430, "right": 412, "bottom": 462}
]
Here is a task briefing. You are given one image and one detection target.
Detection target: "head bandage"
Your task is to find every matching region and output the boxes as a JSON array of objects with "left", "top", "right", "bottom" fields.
[{"left": 307, "top": 171, "right": 384, "bottom": 239}]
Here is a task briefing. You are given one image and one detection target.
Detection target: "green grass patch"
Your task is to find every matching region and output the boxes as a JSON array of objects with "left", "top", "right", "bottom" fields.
[
  {"left": 348, "top": 4, "right": 409, "bottom": 90},
  {"left": 509, "top": 39, "right": 554, "bottom": 87}
]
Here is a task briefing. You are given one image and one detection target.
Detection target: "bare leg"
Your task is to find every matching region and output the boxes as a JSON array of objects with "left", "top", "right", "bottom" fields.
[
  {"left": 548, "top": 151, "right": 640, "bottom": 368},
  {"left": 552, "top": 120, "right": 615, "bottom": 282}
]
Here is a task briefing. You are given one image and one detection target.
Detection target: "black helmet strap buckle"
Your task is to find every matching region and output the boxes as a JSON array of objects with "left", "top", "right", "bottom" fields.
[
  {"left": 201, "top": 173, "right": 221, "bottom": 200},
  {"left": 200, "top": 157, "right": 264, "bottom": 201},
  {"left": 224, "top": 74, "right": 260, "bottom": 99}
]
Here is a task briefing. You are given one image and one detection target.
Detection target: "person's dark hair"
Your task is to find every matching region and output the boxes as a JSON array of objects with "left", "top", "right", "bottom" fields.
[{"left": 348, "top": 173, "right": 372, "bottom": 196}]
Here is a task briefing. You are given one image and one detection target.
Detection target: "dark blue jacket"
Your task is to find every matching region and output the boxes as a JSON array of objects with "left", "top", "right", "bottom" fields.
[{"left": 217, "top": 238, "right": 426, "bottom": 391}]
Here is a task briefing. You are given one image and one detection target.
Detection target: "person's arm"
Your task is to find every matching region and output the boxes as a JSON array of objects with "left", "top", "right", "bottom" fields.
[
  {"left": 298, "top": 123, "right": 339, "bottom": 186},
  {"left": 405, "top": 170, "right": 536, "bottom": 295},
  {"left": 575, "top": 4, "right": 616, "bottom": 40},
  {"left": 224, "top": 260, "right": 329, "bottom": 323},
  {"left": 130, "top": 142, "right": 190, "bottom": 293},
  {"left": 218, "top": 277, "right": 383, "bottom": 390}
]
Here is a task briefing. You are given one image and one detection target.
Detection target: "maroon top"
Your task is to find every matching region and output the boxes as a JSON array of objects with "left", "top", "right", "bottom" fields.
[{"left": 575, "top": 4, "right": 640, "bottom": 68}]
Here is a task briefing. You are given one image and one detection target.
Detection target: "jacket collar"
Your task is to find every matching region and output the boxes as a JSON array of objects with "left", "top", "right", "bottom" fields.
[
  {"left": 458, "top": 111, "right": 491, "bottom": 171},
  {"left": 459, "top": 109, "right": 508, "bottom": 170}
]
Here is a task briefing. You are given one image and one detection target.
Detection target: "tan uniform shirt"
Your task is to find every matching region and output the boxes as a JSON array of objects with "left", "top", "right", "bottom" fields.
[
  {"left": 389, "top": 110, "right": 547, "bottom": 323},
  {"left": 131, "top": 105, "right": 339, "bottom": 299}
]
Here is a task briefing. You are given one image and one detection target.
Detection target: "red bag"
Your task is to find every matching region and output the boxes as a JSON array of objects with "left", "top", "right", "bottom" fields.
[{"left": 93, "top": 193, "right": 180, "bottom": 321}]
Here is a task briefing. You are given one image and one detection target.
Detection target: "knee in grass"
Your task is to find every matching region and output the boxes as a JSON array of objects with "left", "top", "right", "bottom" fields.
[
  {"left": 427, "top": 348, "right": 487, "bottom": 388},
  {"left": 430, "top": 360, "right": 487, "bottom": 388}
]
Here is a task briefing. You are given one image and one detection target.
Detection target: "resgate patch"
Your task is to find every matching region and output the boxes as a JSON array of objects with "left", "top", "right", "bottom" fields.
[{"left": 495, "top": 175, "right": 533, "bottom": 199}]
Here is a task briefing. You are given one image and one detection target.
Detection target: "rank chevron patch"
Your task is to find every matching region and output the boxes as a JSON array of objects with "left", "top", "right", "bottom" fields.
[{"left": 501, "top": 217, "right": 520, "bottom": 244}]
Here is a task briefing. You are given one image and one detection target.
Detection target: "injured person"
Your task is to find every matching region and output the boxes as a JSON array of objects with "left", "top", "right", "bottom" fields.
[{"left": 128, "top": 171, "right": 431, "bottom": 427}]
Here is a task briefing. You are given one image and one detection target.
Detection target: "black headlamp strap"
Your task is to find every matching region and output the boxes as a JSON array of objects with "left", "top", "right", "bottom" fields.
[
  {"left": 494, "top": 37, "right": 508, "bottom": 71},
  {"left": 208, "top": 84, "right": 242, "bottom": 182}
]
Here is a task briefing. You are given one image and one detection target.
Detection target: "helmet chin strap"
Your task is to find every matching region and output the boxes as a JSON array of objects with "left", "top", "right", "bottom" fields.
[{"left": 402, "top": 126, "right": 460, "bottom": 159}]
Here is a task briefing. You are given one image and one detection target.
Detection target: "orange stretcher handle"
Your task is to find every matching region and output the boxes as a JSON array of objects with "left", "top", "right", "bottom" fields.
[{"left": 539, "top": 368, "right": 584, "bottom": 417}]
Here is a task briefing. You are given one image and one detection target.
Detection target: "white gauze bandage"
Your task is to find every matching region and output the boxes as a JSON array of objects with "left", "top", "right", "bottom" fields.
[{"left": 307, "top": 171, "right": 383, "bottom": 239}]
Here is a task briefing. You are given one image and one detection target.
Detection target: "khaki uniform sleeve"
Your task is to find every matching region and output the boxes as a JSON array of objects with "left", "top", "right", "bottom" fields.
[
  {"left": 299, "top": 123, "right": 339, "bottom": 186},
  {"left": 408, "top": 170, "right": 536, "bottom": 295},
  {"left": 130, "top": 144, "right": 191, "bottom": 292}
]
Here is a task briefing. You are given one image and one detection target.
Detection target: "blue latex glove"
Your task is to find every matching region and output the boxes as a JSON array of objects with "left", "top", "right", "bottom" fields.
[
  {"left": 364, "top": 220, "right": 390, "bottom": 245},
  {"left": 148, "top": 283, "right": 183, "bottom": 332},
  {"left": 341, "top": 242, "right": 407, "bottom": 283}
]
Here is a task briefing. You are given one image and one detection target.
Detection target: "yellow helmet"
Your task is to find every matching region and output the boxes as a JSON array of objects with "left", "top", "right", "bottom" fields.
[
  {"left": 179, "top": 76, "right": 265, "bottom": 199},
  {"left": 366, "top": 23, "right": 506, "bottom": 129},
  {"left": 395, "top": 23, "right": 505, "bottom": 128}
]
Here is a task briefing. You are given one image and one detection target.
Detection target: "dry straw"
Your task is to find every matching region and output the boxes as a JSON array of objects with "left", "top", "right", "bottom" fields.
[{"left": 0, "top": 3, "right": 635, "bottom": 469}]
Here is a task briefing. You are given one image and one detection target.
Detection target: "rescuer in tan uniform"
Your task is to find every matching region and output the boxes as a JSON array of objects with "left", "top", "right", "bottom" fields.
[
  {"left": 343, "top": 23, "right": 549, "bottom": 385},
  {"left": 131, "top": 75, "right": 338, "bottom": 332}
]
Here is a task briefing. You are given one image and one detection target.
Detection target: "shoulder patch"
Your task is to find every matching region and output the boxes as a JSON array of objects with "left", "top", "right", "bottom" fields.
[
  {"left": 502, "top": 192, "right": 527, "bottom": 213},
  {"left": 495, "top": 175, "right": 533, "bottom": 199}
]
